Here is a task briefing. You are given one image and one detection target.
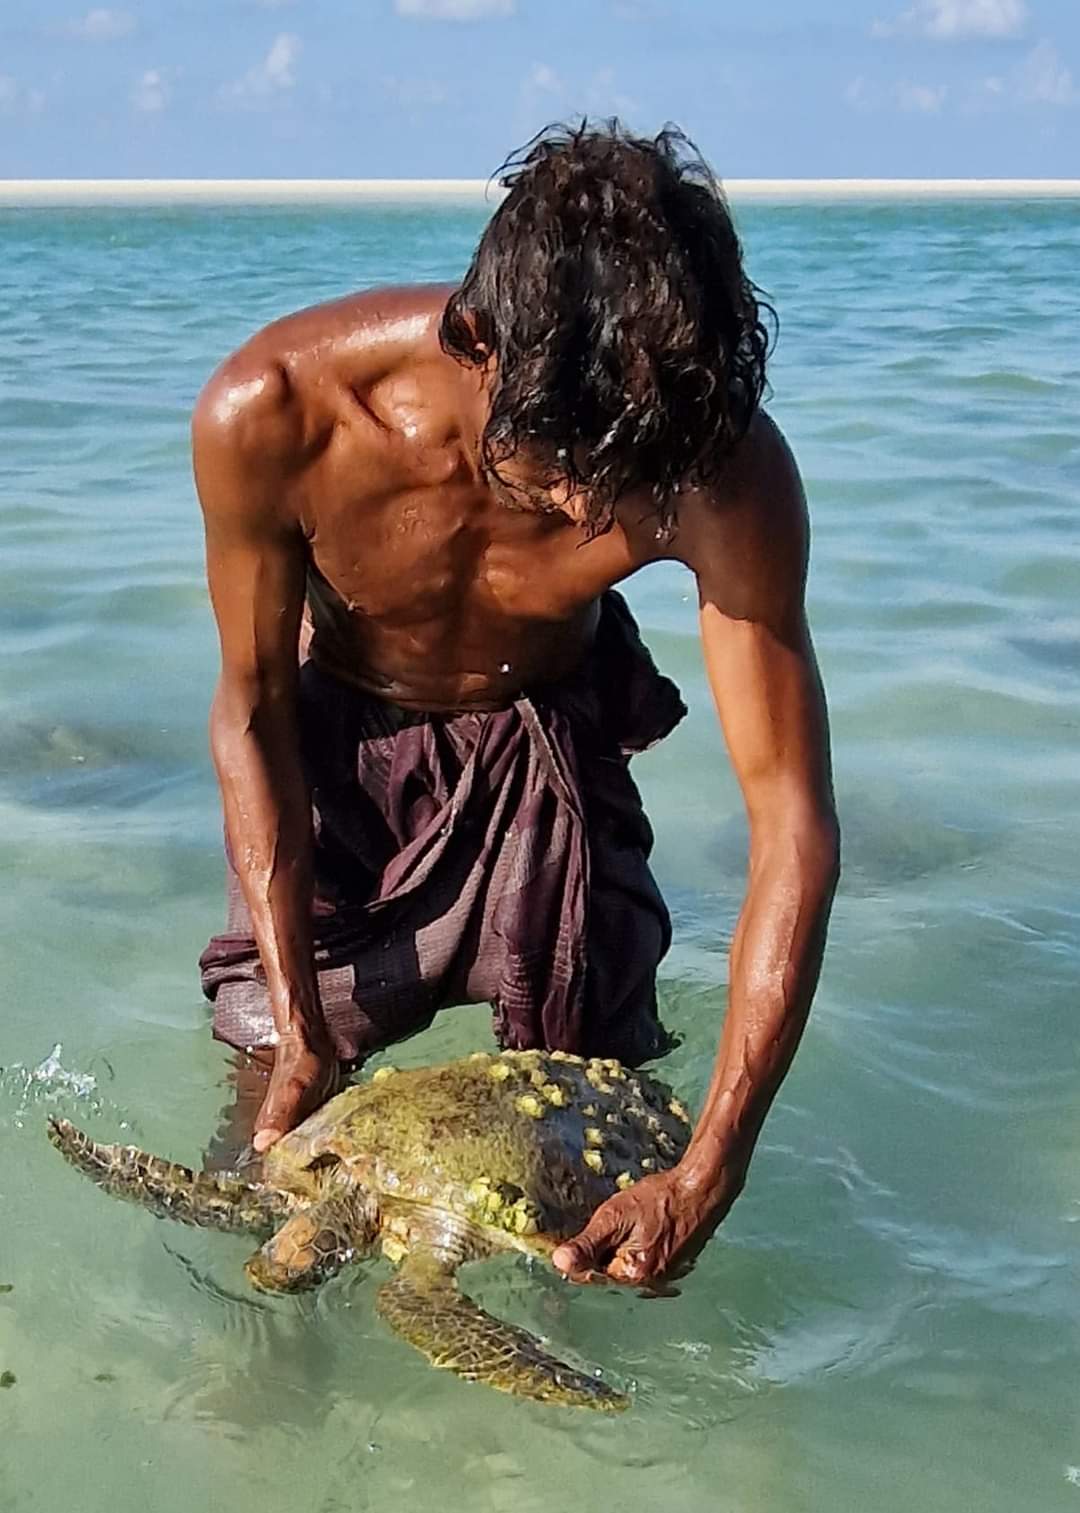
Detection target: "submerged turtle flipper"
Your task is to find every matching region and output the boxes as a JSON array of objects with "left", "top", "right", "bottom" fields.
[
  {"left": 376, "top": 1251, "right": 629, "bottom": 1412},
  {"left": 47, "top": 1117, "right": 289, "bottom": 1235}
]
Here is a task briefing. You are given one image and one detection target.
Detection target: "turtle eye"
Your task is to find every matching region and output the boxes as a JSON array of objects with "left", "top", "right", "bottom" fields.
[{"left": 306, "top": 1153, "right": 342, "bottom": 1174}]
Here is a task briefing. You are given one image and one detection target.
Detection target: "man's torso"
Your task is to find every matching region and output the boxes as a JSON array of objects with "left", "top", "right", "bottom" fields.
[{"left": 195, "top": 282, "right": 778, "bottom": 711}]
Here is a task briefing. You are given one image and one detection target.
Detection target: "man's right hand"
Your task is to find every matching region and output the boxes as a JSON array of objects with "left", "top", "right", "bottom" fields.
[{"left": 253, "top": 1037, "right": 341, "bottom": 1153}]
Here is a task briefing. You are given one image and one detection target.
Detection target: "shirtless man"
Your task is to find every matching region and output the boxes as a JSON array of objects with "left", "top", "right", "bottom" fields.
[{"left": 193, "top": 124, "right": 840, "bottom": 1287}]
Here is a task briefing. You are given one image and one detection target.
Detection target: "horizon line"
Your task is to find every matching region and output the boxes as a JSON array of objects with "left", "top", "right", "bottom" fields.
[{"left": 2, "top": 176, "right": 1080, "bottom": 204}]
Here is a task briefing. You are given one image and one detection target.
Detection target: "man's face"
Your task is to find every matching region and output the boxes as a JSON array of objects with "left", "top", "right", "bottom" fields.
[{"left": 487, "top": 444, "right": 588, "bottom": 524}]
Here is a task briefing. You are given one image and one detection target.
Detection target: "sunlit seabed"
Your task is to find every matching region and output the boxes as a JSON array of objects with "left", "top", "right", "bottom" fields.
[{"left": 1, "top": 200, "right": 1078, "bottom": 1512}]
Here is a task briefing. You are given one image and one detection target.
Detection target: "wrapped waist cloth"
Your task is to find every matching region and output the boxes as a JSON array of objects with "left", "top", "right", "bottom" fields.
[{"left": 199, "top": 590, "right": 687, "bottom": 1068}]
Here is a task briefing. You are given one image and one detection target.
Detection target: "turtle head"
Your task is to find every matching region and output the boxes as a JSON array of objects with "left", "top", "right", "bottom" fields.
[{"left": 244, "top": 1188, "right": 380, "bottom": 1293}]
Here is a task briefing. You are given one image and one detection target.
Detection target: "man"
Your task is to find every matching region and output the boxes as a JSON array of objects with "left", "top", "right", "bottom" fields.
[{"left": 193, "top": 123, "right": 839, "bottom": 1288}]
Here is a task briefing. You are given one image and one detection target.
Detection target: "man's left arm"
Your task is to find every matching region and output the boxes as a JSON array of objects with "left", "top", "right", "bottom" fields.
[{"left": 553, "top": 418, "right": 840, "bottom": 1285}]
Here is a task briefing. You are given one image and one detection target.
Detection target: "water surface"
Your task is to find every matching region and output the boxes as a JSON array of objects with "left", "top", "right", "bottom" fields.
[{"left": 1, "top": 199, "right": 1078, "bottom": 1511}]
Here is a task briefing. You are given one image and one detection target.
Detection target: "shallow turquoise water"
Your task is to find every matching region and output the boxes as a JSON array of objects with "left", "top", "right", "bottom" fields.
[{"left": 1, "top": 199, "right": 1078, "bottom": 1511}]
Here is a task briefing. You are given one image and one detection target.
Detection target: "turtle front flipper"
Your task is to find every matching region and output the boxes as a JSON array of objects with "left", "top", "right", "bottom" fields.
[
  {"left": 245, "top": 1190, "right": 379, "bottom": 1292},
  {"left": 375, "top": 1250, "right": 629, "bottom": 1412},
  {"left": 47, "top": 1117, "right": 288, "bottom": 1234}
]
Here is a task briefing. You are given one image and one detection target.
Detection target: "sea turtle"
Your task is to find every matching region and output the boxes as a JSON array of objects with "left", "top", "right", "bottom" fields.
[{"left": 48, "top": 1048, "right": 692, "bottom": 1410}]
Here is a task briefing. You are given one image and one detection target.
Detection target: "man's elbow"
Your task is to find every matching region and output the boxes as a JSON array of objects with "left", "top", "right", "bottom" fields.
[
  {"left": 798, "top": 808, "right": 841, "bottom": 896},
  {"left": 753, "top": 802, "right": 841, "bottom": 896},
  {"left": 210, "top": 671, "right": 295, "bottom": 745},
  {"left": 209, "top": 683, "right": 253, "bottom": 766}
]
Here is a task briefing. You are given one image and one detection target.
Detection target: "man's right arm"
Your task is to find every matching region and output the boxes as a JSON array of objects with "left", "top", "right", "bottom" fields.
[{"left": 192, "top": 364, "right": 337, "bottom": 1151}]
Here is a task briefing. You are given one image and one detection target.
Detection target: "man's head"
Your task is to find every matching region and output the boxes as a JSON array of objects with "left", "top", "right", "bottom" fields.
[{"left": 441, "top": 120, "right": 773, "bottom": 536}]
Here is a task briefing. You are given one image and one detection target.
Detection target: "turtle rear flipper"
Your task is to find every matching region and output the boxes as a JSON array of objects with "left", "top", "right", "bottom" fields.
[
  {"left": 47, "top": 1117, "right": 288, "bottom": 1234},
  {"left": 375, "top": 1251, "right": 629, "bottom": 1412}
]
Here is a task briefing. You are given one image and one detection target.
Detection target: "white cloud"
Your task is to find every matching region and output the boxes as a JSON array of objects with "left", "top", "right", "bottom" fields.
[
  {"left": 0, "top": 75, "right": 46, "bottom": 115},
  {"left": 518, "top": 61, "right": 636, "bottom": 116},
  {"left": 965, "top": 40, "right": 1078, "bottom": 110},
  {"left": 515, "top": 61, "right": 566, "bottom": 136},
  {"left": 514, "top": 61, "right": 639, "bottom": 138},
  {"left": 219, "top": 33, "right": 300, "bottom": 106},
  {"left": 872, "top": 0, "right": 1027, "bottom": 41},
  {"left": 259, "top": 33, "right": 299, "bottom": 88},
  {"left": 845, "top": 75, "right": 871, "bottom": 109},
  {"left": 394, "top": 0, "right": 514, "bottom": 19},
  {"left": 583, "top": 65, "right": 638, "bottom": 116},
  {"left": 896, "top": 79, "right": 948, "bottom": 111},
  {"left": 843, "top": 74, "right": 948, "bottom": 113},
  {"left": 132, "top": 68, "right": 169, "bottom": 113},
  {"left": 958, "top": 72, "right": 1006, "bottom": 112},
  {"left": 63, "top": 8, "right": 136, "bottom": 40},
  {"left": 1017, "top": 41, "right": 1076, "bottom": 106},
  {"left": 529, "top": 62, "right": 562, "bottom": 95}
]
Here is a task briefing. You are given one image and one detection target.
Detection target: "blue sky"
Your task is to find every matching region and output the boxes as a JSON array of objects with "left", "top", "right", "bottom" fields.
[{"left": 1, "top": 0, "right": 1077, "bottom": 177}]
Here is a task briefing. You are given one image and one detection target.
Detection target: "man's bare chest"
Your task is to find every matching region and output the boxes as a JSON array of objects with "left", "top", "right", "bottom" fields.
[{"left": 301, "top": 447, "right": 647, "bottom": 629}]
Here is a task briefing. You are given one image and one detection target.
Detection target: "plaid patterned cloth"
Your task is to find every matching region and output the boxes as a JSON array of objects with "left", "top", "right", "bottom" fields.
[{"left": 199, "top": 591, "right": 686, "bottom": 1068}]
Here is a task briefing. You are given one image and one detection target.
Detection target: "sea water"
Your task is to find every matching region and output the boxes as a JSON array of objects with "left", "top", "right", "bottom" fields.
[{"left": 0, "top": 198, "right": 1078, "bottom": 1512}]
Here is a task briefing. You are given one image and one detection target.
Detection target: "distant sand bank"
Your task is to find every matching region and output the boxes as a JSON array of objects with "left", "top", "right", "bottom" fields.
[{"left": 2, "top": 177, "right": 1079, "bottom": 205}]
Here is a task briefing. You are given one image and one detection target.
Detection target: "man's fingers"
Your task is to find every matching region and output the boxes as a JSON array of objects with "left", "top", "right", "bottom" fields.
[
  {"left": 254, "top": 1085, "right": 305, "bottom": 1148},
  {"left": 606, "top": 1250, "right": 644, "bottom": 1284},
  {"left": 550, "top": 1228, "right": 611, "bottom": 1276},
  {"left": 552, "top": 1204, "right": 634, "bottom": 1282},
  {"left": 551, "top": 1238, "right": 599, "bottom": 1280},
  {"left": 254, "top": 1047, "right": 339, "bottom": 1150},
  {"left": 606, "top": 1247, "right": 651, "bottom": 1284}
]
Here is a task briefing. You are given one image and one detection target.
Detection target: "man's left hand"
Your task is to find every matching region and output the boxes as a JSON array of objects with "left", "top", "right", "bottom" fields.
[{"left": 550, "top": 1166, "right": 742, "bottom": 1286}]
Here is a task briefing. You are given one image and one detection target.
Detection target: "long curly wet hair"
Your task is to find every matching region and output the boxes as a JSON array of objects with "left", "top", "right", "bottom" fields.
[{"left": 440, "top": 120, "right": 775, "bottom": 537}]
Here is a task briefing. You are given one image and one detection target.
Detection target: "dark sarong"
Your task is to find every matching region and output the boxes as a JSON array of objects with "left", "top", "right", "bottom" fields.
[{"left": 199, "top": 591, "right": 686, "bottom": 1068}]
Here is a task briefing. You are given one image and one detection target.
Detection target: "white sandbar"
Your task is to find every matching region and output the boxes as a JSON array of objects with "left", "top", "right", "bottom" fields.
[{"left": 1, "top": 177, "right": 1079, "bottom": 205}]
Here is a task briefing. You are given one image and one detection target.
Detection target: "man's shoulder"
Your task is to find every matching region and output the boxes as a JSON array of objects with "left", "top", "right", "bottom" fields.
[
  {"left": 192, "top": 349, "right": 296, "bottom": 468},
  {"left": 713, "top": 410, "right": 802, "bottom": 518},
  {"left": 192, "top": 282, "right": 456, "bottom": 468},
  {"left": 246, "top": 281, "right": 454, "bottom": 370},
  {"left": 667, "top": 410, "right": 809, "bottom": 614},
  {"left": 679, "top": 411, "right": 806, "bottom": 544}
]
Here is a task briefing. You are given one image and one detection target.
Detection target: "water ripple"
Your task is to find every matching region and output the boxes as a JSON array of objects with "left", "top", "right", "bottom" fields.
[{"left": 1, "top": 197, "right": 1078, "bottom": 1513}]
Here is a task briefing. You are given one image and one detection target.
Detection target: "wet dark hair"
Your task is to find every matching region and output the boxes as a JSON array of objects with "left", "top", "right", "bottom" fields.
[{"left": 440, "top": 119, "right": 775, "bottom": 536}]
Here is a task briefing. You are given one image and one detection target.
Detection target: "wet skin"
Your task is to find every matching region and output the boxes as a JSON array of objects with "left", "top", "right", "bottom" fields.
[{"left": 193, "top": 282, "right": 840, "bottom": 1285}]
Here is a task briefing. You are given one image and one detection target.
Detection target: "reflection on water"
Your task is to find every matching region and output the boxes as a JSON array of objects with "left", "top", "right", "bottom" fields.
[{"left": 1, "top": 199, "right": 1079, "bottom": 1511}]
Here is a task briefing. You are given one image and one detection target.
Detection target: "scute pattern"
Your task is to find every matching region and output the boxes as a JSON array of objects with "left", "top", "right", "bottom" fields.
[{"left": 48, "top": 1049, "right": 692, "bottom": 1410}]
